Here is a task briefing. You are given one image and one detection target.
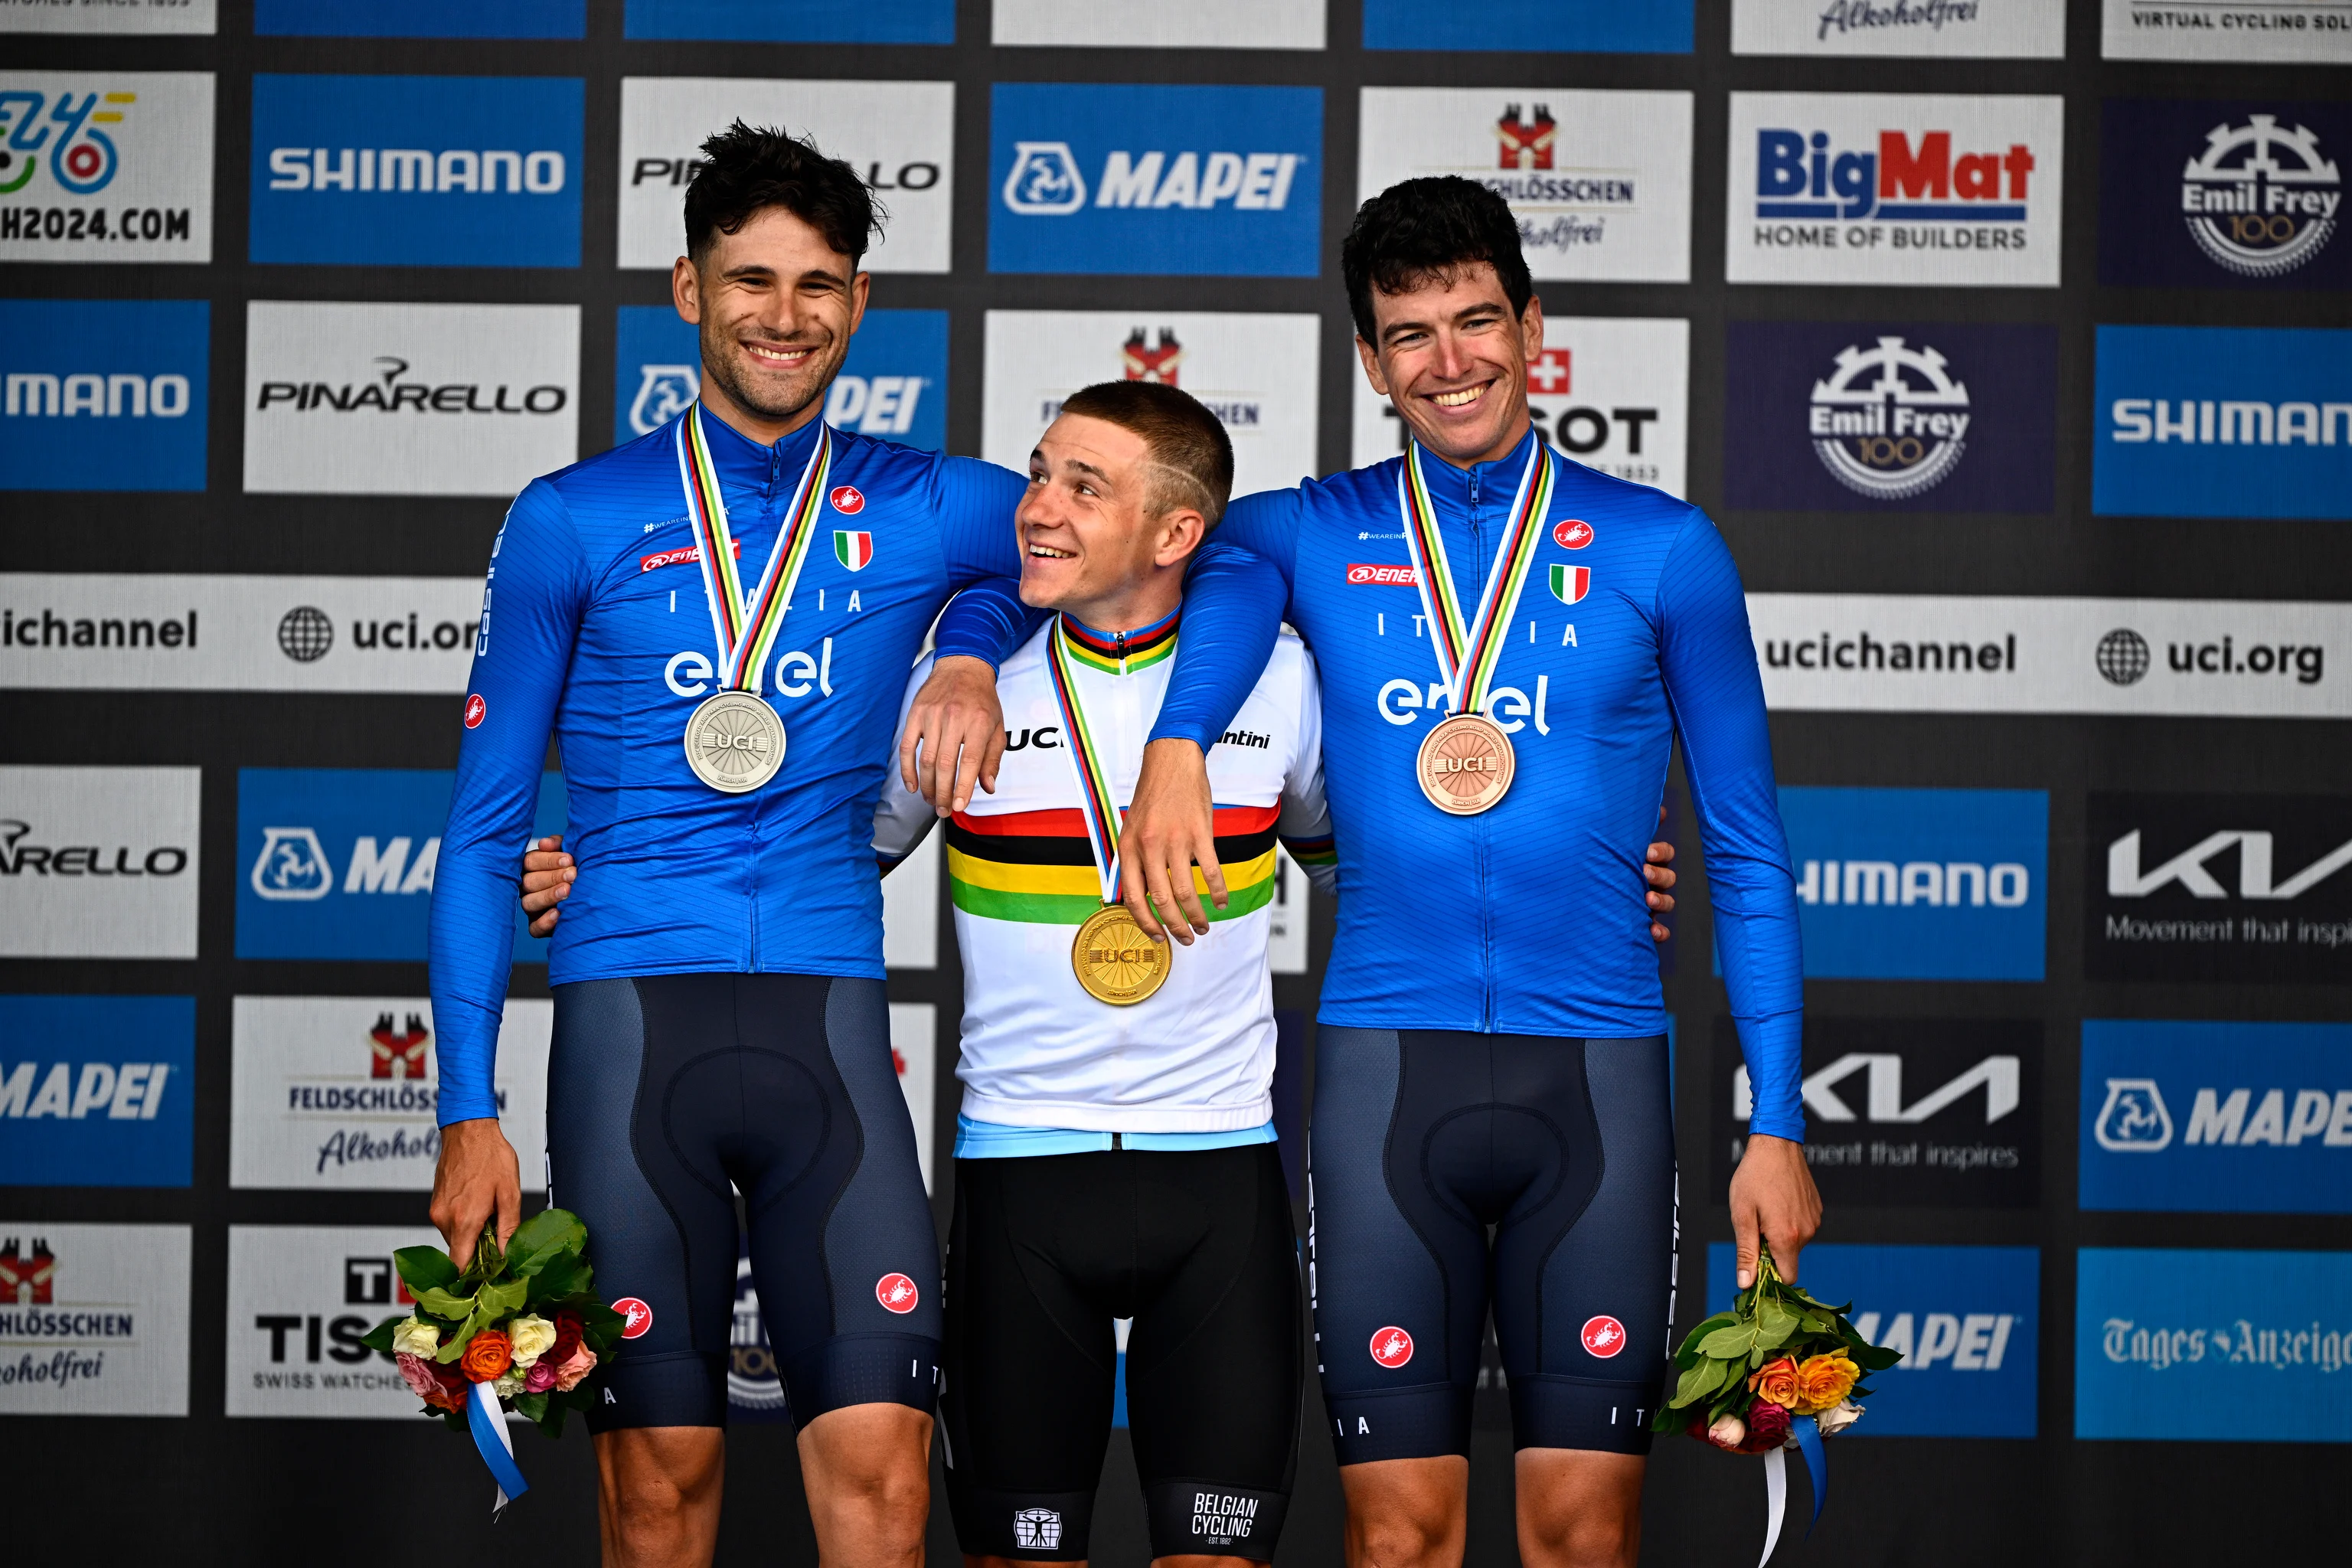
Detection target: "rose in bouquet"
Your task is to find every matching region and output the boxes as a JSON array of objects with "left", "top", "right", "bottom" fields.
[
  {"left": 1653, "top": 1243, "right": 1901, "bottom": 1453},
  {"left": 361, "top": 1207, "right": 626, "bottom": 1439}
]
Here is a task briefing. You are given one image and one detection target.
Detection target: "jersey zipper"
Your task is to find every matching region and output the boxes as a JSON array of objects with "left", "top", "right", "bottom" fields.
[{"left": 1467, "top": 478, "right": 1498, "bottom": 1032}]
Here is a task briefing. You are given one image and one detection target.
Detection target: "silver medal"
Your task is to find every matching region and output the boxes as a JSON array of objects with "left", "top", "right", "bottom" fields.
[{"left": 683, "top": 691, "right": 785, "bottom": 794}]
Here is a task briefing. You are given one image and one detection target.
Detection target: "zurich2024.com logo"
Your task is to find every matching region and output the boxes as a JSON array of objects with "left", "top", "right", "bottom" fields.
[
  {"left": 2180, "top": 115, "right": 2340, "bottom": 279},
  {"left": 0, "top": 86, "right": 135, "bottom": 194},
  {"left": 1808, "top": 336, "right": 1970, "bottom": 501}
]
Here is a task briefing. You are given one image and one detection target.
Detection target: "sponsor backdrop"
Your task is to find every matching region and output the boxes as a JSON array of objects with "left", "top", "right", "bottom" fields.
[{"left": 1, "top": 4, "right": 2345, "bottom": 1566}]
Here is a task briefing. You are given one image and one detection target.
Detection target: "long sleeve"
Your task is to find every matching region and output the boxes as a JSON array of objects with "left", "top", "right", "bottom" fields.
[
  {"left": 1656, "top": 513, "right": 1806, "bottom": 1144},
  {"left": 429, "top": 481, "right": 588, "bottom": 1127},
  {"left": 929, "top": 456, "right": 1047, "bottom": 667},
  {"left": 1278, "top": 645, "right": 1338, "bottom": 897},
  {"left": 873, "top": 657, "right": 943, "bottom": 870}
]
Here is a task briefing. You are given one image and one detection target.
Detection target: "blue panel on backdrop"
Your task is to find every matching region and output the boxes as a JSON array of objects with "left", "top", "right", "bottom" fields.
[
  {"left": 1364, "top": 0, "right": 1692, "bottom": 52},
  {"left": 256, "top": 1, "right": 586, "bottom": 36},
  {"left": 2099, "top": 101, "right": 2352, "bottom": 291},
  {"left": 1705, "top": 1243, "right": 2038, "bottom": 1438},
  {"left": 0, "top": 299, "right": 207, "bottom": 492},
  {"left": 2081, "top": 1021, "right": 2352, "bottom": 1214},
  {"left": 0, "top": 995, "right": 194, "bottom": 1188},
  {"left": 1723, "top": 322, "right": 2056, "bottom": 514},
  {"left": 623, "top": 0, "right": 953, "bottom": 41},
  {"left": 989, "top": 84, "right": 1321, "bottom": 277},
  {"left": 249, "top": 75, "right": 584, "bottom": 268},
  {"left": 1757, "top": 787, "right": 2048, "bottom": 981},
  {"left": 613, "top": 307, "right": 946, "bottom": 453},
  {"left": 237, "top": 769, "right": 563, "bottom": 961},
  {"left": 2076, "top": 1249, "right": 2352, "bottom": 1442},
  {"left": 2093, "top": 325, "right": 2352, "bottom": 521}
]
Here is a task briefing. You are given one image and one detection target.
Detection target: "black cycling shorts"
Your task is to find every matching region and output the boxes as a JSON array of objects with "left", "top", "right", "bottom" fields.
[
  {"left": 1308, "top": 1028, "right": 1674, "bottom": 1465},
  {"left": 941, "top": 1143, "right": 1302, "bottom": 1563},
  {"left": 546, "top": 972, "right": 941, "bottom": 1433}
]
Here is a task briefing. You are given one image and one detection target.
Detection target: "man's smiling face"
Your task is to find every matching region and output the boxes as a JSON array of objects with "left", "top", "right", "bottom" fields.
[
  {"left": 675, "top": 204, "right": 868, "bottom": 431},
  {"left": 1355, "top": 260, "right": 1544, "bottom": 469}
]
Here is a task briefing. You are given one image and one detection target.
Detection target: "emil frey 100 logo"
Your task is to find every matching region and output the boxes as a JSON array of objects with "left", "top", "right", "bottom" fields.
[
  {"left": 2180, "top": 116, "right": 2341, "bottom": 279},
  {"left": 1808, "top": 336, "right": 1971, "bottom": 501}
]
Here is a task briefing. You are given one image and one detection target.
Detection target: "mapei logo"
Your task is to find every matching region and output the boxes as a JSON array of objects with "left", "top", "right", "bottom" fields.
[
  {"left": 2180, "top": 115, "right": 2340, "bottom": 279},
  {"left": 628, "top": 363, "right": 697, "bottom": 437},
  {"left": 2098, "top": 1080, "right": 2352, "bottom": 1152},
  {"left": 1004, "top": 144, "right": 1303, "bottom": 216},
  {"left": 0, "top": 1239, "right": 56, "bottom": 1305},
  {"left": 1001, "top": 141, "right": 1087, "bottom": 214},
  {"left": 1808, "top": 336, "right": 1970, "bottom": 500},
  {"left": 614, "top": 305, "right": 945, "bottom": 451},
  {"left": 250, "top": 825, "right": 438, "bottom": 901},
  {"left": 1756, "top": 123, "right": 2037, "bottom": 223},
  {"left": 0, "top": 995, "right": 195, "bottom": 1187}
]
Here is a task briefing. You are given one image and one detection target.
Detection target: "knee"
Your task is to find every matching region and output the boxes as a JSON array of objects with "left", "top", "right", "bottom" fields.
[
  {"left": 606, "top": 1459, "right": 720, "bottom": 1541},
  {"left": 1349, "top": 1502, "right": 1459, "bottom": 1568},
  {"left": 1522, "top": 1507, "right": 1638, "bottom": 1568}
]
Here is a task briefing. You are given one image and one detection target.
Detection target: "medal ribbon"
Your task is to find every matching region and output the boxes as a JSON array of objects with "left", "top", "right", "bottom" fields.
[
  {"left": 675, "top": 403, "right": 831, "bottom": 692},
  {"left": 1396, "top": 435, "right": 1553, "bottom": 717},
  {"left": 1047, "top": 616, "right": 1162, "bottom": 906}
]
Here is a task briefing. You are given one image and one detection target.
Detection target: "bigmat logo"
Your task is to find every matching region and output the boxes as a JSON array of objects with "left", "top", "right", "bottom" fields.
[
  {"left": 225, "top": 1225, "right": 442, "bottom": 1418},
  {"left": 1355, "top": 317, "right": 1688, "bottom": 497},
  {"left": 617, "top": 305, "right": 946, "bottom": 452},
  {"left": 229, "top": 996, "right": 552, "bottom": 1192},
  {"left": 1748, "top": 593, "right": 2352, "bottom": 718},
  {"left": 1362, "top": 0, "right": 1691, "bottom": 53},
  {"left": 1356, "top": 90, "right": 1691, "bottom": 283},
  {"left": 2093, "top": 325, "right": 2351, "bottom": 521},
  {"left": 0, "top": 1222, "right": 190, "bottom": 1416},
  {"left": 2102, "top": 0, "right": 2352, "bottom": 64},
  {"left": 1716, "top": 1017, "right": 2040, "bottom": 1207},
  {"left": 0, "top": 573, "right": 483, "bottom": 692},
  {"left": 255, "top": 1, "right": 583, "bottom": 37},
  {"left": 250, "top": 74, "right": 581, "bottom": 267},
  {"left": 1732, "top": 0, "right": 2064, "bottom": 57},
  {"left": 0, "top": 766, "right": 198, "bottom": 959},
  {"left": 236, "top": 768, "right": 563, "bottom": 962},
  {"left": 622, "top": 0, "right": 952, "bottom": 41},
  {"left": 989, "top": 83, "right": 1320, "bottom": 276},
  {"left": 993, "top": 0, "right": 1324, "bottom": 47},
  {"left": 2086, "top": 793, "right": 2352, "bottom": 985},
  {"left": 1772, "top": 786, "right": 2047, "bottom": 981},
  {"left": 1707, "top": 1243, "right": 2038, "bottom": 1437},
  {"left": 2, "top": 299, "right": 207, "bottom": 492},
  {"left": 619, "top": 77, "right": 952, "bottom": 273},
  {"left": 2099, "top": 101, "right": 2349, "bottom": 290},
  {"left": 0, "top": 995, "right": 194, "bottom": 1188},
  {"left": 1726, "top": 93, "right": 2063, "bottom": 286},
  {"left": 1, "top": 0, "right": 215, "bottom": 31},
  {"left": 2082, "top": 1021, "right": 2352, "bottom": 1215},
  {"left": 986, "top": 310, "right": 1318, "bottom": 500},
  {"left": 244, "top": 302, "right": 580, "bottom": 498},
  {"left": 0, "top": 71, "right": 213, "bottom": 262},
  {"left": 2077, "top": 1249, "right": 2352, "bottom": 1441},
  {"left": 1724, "top": 321, "right": 2054, "bottom": 513}
]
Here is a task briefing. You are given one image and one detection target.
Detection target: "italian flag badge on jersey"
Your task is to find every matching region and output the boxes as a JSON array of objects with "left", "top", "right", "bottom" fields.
[
  {"left": 1549, "top": 563, "right": 1589, "bottom": 605},
  {"left": 834, "top": 531, "right": 874, "bottom": 571}
]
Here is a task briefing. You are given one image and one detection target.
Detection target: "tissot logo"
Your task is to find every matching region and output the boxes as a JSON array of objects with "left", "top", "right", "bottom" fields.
[
  {"left": 225, "top": 1224, "right": 443, "bottom": 1416},
  {"left": 2086, "top": 793, "right": 2352, "bottom": 983},
  {"left": 1718, "top": 1018, "right": 2040, "bottom": 1207},
  {"left": 2101, "top": 101, "right": 2352, "bottom": 289}
]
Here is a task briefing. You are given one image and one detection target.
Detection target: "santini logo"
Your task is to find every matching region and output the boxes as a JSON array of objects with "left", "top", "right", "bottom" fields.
[
  {"left": 1004, "top": 142, "right": 1303, "bottom": 214},
  {"left": 2092, "top": 1079, "right": 2352, "bottom": 1152}
]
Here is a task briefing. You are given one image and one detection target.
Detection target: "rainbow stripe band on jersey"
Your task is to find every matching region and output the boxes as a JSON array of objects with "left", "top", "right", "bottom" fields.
[
  {"left": 946, "top": 804, "right": 1280, "bottom": 926},
  {"left": 1055, "top": 605, "right": 1180, "bottom": 676},
  {"left": 1397, "top": 436, "right": 1553, "bottom": 717},
  {"left": 1046, "top": 612, "right": 1175, "bottom": 903},
  {"left": 676, "top": 403, "right": 831, "bottom": 692}
]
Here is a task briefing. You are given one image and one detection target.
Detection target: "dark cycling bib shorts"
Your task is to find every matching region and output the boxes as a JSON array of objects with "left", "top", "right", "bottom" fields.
[
  {"left": 941, "top": 1143, "right": 1302, "bottom": 1563},
  {"left": 546, "top": 972, "right": 941, "bottom": 1432},
  {"left": 1308, "top": 1028, "right": 1674, "bottom": 1465}
]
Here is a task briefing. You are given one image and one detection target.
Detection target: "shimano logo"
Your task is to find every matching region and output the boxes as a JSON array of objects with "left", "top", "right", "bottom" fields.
[
  {"left": 2108, "top": 396, "right": 2350, "bottom": 446},
  {"left": 1796, "top": 858, "right": 2029, "bottom": 906},
  {"left": 5, "top": 372, "right": 191, "bottom": 419},
  {"left": 267, "top": 147, "right": 567, "bottom": 194}
]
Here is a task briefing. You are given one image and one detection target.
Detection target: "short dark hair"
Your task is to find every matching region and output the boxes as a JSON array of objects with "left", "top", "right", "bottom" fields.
[
  {"left": 1056, "top": 381, "right": 1235, "bottom": 530},
  {"left": 682, "top": 120, "right": 883, "bottom": 270},
  {"left": 1341, "top": 176, "right": 1534, "bottom": 345}
]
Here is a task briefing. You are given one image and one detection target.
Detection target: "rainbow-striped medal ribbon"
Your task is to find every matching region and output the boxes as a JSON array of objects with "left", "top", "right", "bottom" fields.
[
  {"left": 1396, "top": 436, "right": 1553, "bottom": 815},
  {"left": 1047, "top": 616, "right": 1171, "bottom": 1004},
  {"left": 672, "top": 403, "right": 831, "bottom": 794}
]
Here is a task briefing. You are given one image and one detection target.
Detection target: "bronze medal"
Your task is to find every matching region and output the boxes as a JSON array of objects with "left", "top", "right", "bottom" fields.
[
  {"left": 1070, "top": 902, "right": 1171, "bottom": 1006},
  {"left": 1416, "top": 712, "right": 1515, "bottom": 815}
]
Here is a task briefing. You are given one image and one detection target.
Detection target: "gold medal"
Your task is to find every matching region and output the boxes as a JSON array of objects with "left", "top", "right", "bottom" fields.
[
  {"left": 1416, "top": 712, "right": 1515, "bottom": 815},
  {"left": 1070, "top": 901, "right": 1170, "bottom": 1005},
  {"left": 683, "top": 690, "right": 785, "bottom": 794}
]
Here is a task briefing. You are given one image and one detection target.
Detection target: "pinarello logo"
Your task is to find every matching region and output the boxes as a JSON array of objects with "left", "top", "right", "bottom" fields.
[
  {"left": 830, "top": 484, "right": 866, "bottom": 515},
  {"left": 1370, "top": 1325, "right": 1414, "bottom": 1368},
  {"left": 1347, "top": 564, "right": 1418, "bottom": 586},
  {"left": 876, "top": 1272, "right": 920, "bottom": 1314},
  {"left": 615, "top": 1298, "right": 653, "bottom": 1339},
  {"left": 1554, "top": 519, "right": 1593, "bottom": 550},
  {"left": 1581, "top": 1315, "right": 1627, "bottom": 1358},
  {"left": 462, "top": 694, "right": 486, "bottom": 730}
]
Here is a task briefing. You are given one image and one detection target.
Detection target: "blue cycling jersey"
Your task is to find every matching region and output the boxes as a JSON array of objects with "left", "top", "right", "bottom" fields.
[
  {"left": 429, "top": 412, "right": 1281, "bottom": 1127},
  {"left": 1206, "top": 429, "right": 1807, "bottom": 1142}
]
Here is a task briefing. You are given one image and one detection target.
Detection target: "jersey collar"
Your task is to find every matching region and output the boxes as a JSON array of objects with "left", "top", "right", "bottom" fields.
[
  {"left": 1410, "top": 423, "right": 1544, "bottom": 514},
  {"left": 1057, "top": 605, "right": 1180, "bottom": 676},
  {"left": 694, "top": 403, "right": 828, "bottom": 504}
]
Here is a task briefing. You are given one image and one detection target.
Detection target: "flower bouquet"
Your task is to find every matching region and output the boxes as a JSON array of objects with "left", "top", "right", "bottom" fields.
[
  {"left": 1654, "top": 1245, "right": 1900, "bottom": 1557},
  {"left": 360, "top": 1207, "right": 626, "bottom": 1508}
]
